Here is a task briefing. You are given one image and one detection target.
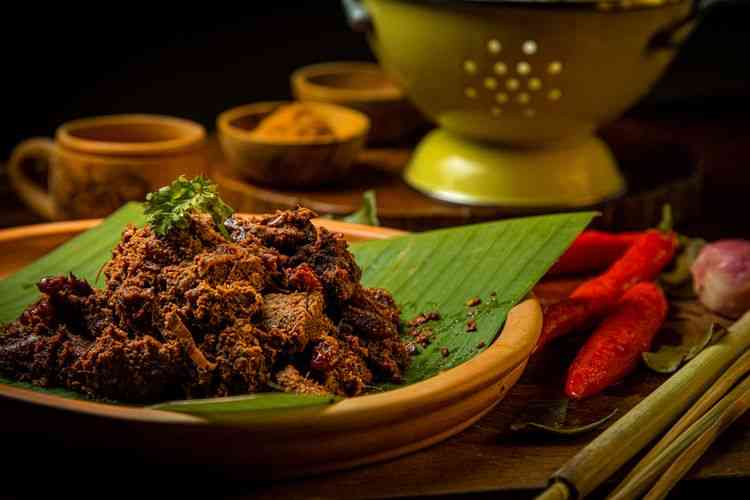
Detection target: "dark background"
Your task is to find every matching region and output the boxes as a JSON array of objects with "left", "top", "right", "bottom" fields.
[
  {"left": 2, "top": 3, "right": 750, "bottom": 497},
  {"left": 1, "top": 1, "right": 749, "bottom": 158}
]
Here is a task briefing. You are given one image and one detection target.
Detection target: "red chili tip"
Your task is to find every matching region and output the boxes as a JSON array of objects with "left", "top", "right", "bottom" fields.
[
  {"left": 564, "top": 379, "right": 588, "bottom": 400},
  {"left": 565, "top": 366, "right": 609, "bottom": 400},
  {"left": 563, "top": 282, "right": 668, "bottom": 400}
]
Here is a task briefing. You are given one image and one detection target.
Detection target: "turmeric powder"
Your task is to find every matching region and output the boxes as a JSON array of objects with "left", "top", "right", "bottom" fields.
[{"left": 251, "top": 103, "right": 337, "bottom": 141}]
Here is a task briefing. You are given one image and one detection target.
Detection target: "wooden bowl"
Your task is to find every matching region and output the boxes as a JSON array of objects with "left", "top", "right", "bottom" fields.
[
  {"left": 216, "top": 101, "right": 369, "bottom": 189},
  {"left": 291, "top": 62, "right": 428, "bottom": 145},
  {"left": 0, "top": 218, "right": 542, "bottom": 478}
]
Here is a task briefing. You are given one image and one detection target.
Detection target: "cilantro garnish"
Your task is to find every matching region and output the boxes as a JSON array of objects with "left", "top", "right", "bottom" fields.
[{"left": 144, "top": 176, "right": 234, "bottom": 238}]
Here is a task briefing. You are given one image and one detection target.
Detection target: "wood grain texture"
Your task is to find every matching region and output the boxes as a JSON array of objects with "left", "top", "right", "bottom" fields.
[
  {"left": 2, "top": 113, "right": 750, "bottom": 497},
  {"left": 4, "top": 222, "right": 747, "bottom": 498},
  {"left": 239, "top": 280, "right": 750, "bottom": 499},
  {"left": 214, "top": 119, "right": 703, "bottom": 232}
]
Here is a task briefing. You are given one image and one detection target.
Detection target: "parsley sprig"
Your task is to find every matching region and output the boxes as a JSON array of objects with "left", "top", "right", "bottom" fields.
[{"left": 144, "top": 176, "right": 234, "bottom": 238}]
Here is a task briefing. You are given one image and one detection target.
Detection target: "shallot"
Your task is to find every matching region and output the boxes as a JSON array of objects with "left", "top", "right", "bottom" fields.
[{"left": 691, "top": 239, "right": 750, "bottom": 319}]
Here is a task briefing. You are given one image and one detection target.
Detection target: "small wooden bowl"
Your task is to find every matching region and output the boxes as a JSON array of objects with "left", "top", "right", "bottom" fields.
[
  {"left": 216, "top": 101, "right": 369, "bottom": 189},
  {"left": 0, "top": 218, "right": 542, "bottom": 478},
  {"left": 291, "top": 62, "right": 427, "bottom": 145}
]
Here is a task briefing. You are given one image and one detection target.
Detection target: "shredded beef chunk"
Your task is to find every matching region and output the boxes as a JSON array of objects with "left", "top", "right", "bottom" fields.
[
  {"left": 69, "top": 326, "right": 186, "bottom": 402},
  {"left": 194, "top": 320, "right": 269, "bottom": 398},
  {"left": 310, "top": 334, "right": 373, "bottom": 396},
  {"left": 227, "top": 208, "right": 318, "bottom": 254},
  {"left": 340, "top": 285, "right": 401, "bottom": 339},
  {"left": 0, "top": 208, "right": 409, "bottom": 402},
  {"left": 274, "top": 365, "right": 328, "bottom": 396},
  {"left": 260, "top": 292, "right": 332, "bottom": 354},
  {"left": 289, "top": 227, "right": 362, "bottom": 306}
]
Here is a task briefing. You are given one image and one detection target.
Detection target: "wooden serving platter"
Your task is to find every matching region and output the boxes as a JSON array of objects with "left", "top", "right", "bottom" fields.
[{"left": 0, "top": 218, "right": 542, "bottom": 479}]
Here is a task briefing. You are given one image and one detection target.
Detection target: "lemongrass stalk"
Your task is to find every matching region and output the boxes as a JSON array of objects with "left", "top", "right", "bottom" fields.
[
  {"left": 644, "top": 382, "right": 750, "bottom": 500},
  {"left": 610, "top": 349, "right": 750, "bottom": 498},
  {"left": 608, "top": 374, "right": 750, "bottom": 500},
  {"left": 535, "top": 481, "right": 572, "bottom": 500},
  {"left": 536, "top": 310, "right": 750, "bottom": 500}
]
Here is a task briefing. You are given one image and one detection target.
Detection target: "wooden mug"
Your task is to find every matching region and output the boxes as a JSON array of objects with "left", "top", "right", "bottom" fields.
[{"left": 8, "top": 114, "right": 208, "bottom": 220}]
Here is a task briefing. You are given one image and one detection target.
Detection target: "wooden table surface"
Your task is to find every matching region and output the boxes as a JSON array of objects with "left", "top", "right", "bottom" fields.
[
  {"left": 2, "top": 106, "right": 750, "bottom": 499},
  {"left": 213, "top": 118, "right": 705, "bottom": 233}
]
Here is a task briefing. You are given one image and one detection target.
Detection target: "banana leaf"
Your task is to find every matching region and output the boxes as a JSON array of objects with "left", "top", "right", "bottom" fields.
[
  {"left": 0, "top": 203, "right": 594, "bottom": 418},
  {"left": 0, "top": 204, "right": 147, "bottom": 324}
]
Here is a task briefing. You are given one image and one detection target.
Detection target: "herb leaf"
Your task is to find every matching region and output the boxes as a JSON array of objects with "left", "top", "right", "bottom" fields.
[
  {"left": 510, "top": 409, "right": 617, "bottom": 436},
  {"left": 144, "top": 176, "right": 234, "bottom": 238},
  {"left": 643, "top": 300, "right": 733, "bottom": 375},
  {"left": 342, "top": 190, "right": 380, "bottom": 226}
]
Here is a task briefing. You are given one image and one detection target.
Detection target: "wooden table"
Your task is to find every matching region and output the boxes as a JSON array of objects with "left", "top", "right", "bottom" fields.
[
  {"left": 2, "top": 106, "right": 750, "bottom": 499},
  {"left": 214, "top": 118, "right": 705, "bottom": 233}
]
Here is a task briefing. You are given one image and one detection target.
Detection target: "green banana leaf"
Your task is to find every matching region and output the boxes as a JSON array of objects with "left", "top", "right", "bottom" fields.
[{"left": 0, "top": 203, "right": 594, "bottom": 418}]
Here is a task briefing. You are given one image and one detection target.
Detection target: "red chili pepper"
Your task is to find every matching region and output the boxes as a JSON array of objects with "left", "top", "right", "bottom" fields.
[
  {"left": 547, "top": 230, "right": 642, "bottom": 276},
  {"left": 565, "top": 282, "right": 668, "bottom": 399},
  {"left": 536, "top": 229, "right": 677, "bottom": 351}
]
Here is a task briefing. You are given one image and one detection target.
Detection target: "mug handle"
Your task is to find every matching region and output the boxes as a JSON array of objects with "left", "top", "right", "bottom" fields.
[{"left": 7, "top": 138, "right": 58, "bottom": 220}]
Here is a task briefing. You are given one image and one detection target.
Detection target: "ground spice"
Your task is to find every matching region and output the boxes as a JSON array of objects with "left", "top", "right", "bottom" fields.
[
  {"left": 251, "top": 103, "right": 336, "bottom": 141},
  {"left": 410, "top": 328, "right": 434, "bottom": 347},
  {"left": 407, "top": 310, "right": 441, "bottom": 328},
  {"left": 466, "top": 297, "right": 482, "bottom": 307}
]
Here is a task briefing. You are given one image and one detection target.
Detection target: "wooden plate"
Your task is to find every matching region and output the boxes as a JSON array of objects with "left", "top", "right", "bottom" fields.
[{"left": 0, "top": 218, "right": 542, "bottom": 478}]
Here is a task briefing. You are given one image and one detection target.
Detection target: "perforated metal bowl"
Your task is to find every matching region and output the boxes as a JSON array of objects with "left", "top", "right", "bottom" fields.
[{"left": 344, "top": 0, "right": 724, "bottom": 207}]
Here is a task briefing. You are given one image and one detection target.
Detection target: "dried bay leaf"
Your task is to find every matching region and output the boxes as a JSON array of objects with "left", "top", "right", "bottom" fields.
[
  {"left": 644, "top": 301, "right": 732, "bottom": 374},
  {"left": 643, "top": 346, "right": 690, "bottom": 374},
  {"left": 510, "top": 398, "right": 570, "bottom": 430},
  {"left": 511, "top": 409, "right": 617, "bottom": 436}
]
